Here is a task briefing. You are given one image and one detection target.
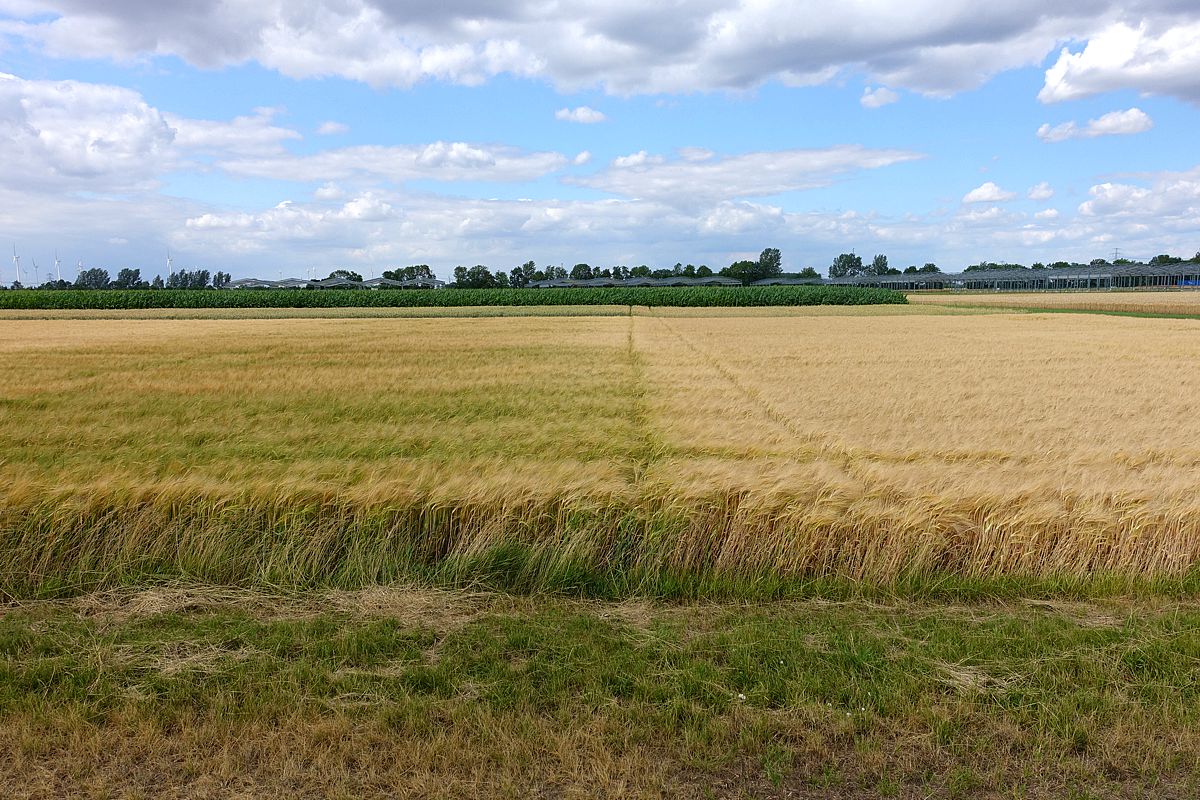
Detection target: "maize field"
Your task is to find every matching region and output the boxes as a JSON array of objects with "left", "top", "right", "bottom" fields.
[{"left": 0, "top": 284, "right": 903, "bottom": 310}]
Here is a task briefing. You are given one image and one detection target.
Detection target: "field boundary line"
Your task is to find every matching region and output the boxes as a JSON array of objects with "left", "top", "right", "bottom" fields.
[
  {"left": 643, "top": 311, "right": 857, "bottom": 468},
  {"left": 626, "top": 312, "right": 665, "bottom": 487}
]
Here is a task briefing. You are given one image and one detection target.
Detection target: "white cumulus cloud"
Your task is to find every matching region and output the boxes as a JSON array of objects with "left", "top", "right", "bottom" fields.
[
  {"left": 1037, "top": 108, "right": 1153, "bottom": 142},
  {"left": 0, "top": 72, "right": 175, "bottom": 192},
  {"left": 1027, "top": 182, "right": 1055, "bottom": 200},
  {"left": 610, "top": 150, "right": 665, "bottom": 169},
  {"left": 317, "top": 120, "right": 349, "bottom": 135},
  {"left": 554, "top": 106, "right": 606, "bottom": 123},
  {"left": 962, "top": 182, "right": 1016, "bottom": 203},
  {"left": 1040, "top": 21, "right": 1200, "bottom": 105},
  {"left": 860, "top": 86, "right": 899, "bottom": 108}
]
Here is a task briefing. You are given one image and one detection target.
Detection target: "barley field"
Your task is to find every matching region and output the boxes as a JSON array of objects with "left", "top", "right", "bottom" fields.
[
  {"left": 910, "top": 289, "right": 1200, "bottom": 315},
  {"left": 4, "top": 306, "right": 1200, "bottom": 594}
]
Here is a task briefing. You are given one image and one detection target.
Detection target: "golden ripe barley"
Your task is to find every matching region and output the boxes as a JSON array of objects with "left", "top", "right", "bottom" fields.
[
  {"left": 3, "top": 308, "right": 1200, "bottom": 588},
  {"left": 909, "top": 289, "right": 1200, "bottom": 315}
]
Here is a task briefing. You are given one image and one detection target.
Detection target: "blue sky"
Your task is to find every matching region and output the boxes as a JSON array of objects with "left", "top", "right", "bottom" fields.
[{"left": 1, "top": 2, "right": 1199, "bottom": 281}]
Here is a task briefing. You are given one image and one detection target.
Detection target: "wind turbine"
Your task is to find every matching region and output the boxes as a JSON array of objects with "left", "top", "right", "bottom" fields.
[
  {"left": 76, "top": 259, "right": 83, "bottom": 279},
  {"left": 11, "top": 246, "right": 21, "bottom": 287},
  {"left": 31, "top": 258, "right": 39, "bottom": 286},
  {"left": 54, "top": 251, "right": 62, "bottom": 282},
  {"left": 166, "top": 249, "right": 174, "bottom": 275}
]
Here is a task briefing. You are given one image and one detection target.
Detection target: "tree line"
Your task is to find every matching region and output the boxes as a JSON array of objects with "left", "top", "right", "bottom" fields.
[
  {"left": 9, "top": 248, "right": 1199, "bottom": 291},
  {"left": 827, "top": 253, "right": 941, "bottom": 277},
  {"left": 959, "top": 251, "right": 1200, "bottom": 272},
  {"left": 448, "top": 248, "right": 812, "bottom": 288},
  {"left": 9, "top": 267, "right": 232, "bottom": 291}
]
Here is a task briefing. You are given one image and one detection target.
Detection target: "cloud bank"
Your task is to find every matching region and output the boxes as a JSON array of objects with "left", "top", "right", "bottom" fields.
[{"left": 1, "top": 2, "right": 1197, "bottom": 101}]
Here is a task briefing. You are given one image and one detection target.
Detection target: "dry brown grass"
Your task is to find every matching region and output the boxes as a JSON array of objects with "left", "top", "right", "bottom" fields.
[
  {"left": 3, "top": 309, "right": 1200, "bottom": 586},
  {"left": 909, "top": 289, "right": 1200, "bottom": 315}
]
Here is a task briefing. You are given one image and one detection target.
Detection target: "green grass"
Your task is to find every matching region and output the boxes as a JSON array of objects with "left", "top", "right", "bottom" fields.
[
  {"left": 0, "top": 285, "right": 906, "bottom": 309},
  {"left": 1, "top": 585, "right": 1197, "bottom": 798}
]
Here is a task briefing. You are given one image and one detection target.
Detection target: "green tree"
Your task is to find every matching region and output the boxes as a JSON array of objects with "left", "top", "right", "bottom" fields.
[
  {"left": 212, "top": 271, "right": 231, "bottom": 289},
  {"left": 151, "top": 275, "right": 164, "bottom": 289},
  {"left": 112, "top": 268, "right": 142, "bottom": 289},
  {"left": 1149, "top": 254, "right": 1183, "bottom": 266},
  {"left": 569, "top": 263, "right": 593, "bottom": 280},
  {"left": 167, "top": 269, "right": 210, "bottom": 288},
  {"left": 696, "top": 265, "right": 713, "bottom": 277},
  {"left": 383, "top": 265, "right": 436, "bottom": 282},
  {"left": 508, "top": 261, "right": 536, "bottom": 288},
  {"left": 452, "top": 265, "right": 498, "bottom": 288},
  {"left": 920, "top": 263, "right": 940, "bottom": 273},
  {"left": 630, "top": 265, "right": 652, "bottom": 278},
  {"left": 74, "top": 268, "right": 111, "bottom": 289},
  {"left": 721, "top": 260, "right": 760, "bottom": 283},
  {"left": 758, "top": 247, "right": 783, "bottom": 279},
  {"left": 869, "top": 254, "right": 889, "bottom": 275},
  {"left": 327, "top": 269, "right": 363, "bottom": 282},
  {"left": 828, "top": 253, "right": 863, "bottom": 278},
  {"left": 798, "top": 266, "right": 821, "bottom": 279},
  {"left": 964, "top": 262, "right": 1026, "bottom": 272}
]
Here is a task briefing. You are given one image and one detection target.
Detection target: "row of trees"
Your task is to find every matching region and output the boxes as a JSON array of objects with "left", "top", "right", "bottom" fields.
[
  {"left": 962, "top": 252, "right": 1200, "bottom": 272},
  {"left": 10, "top": 267, "right": 232, "bottom": 291},
  {"left": 828, "top": 253, "right": 941, "bottom": 277},
  {"left": 451, "top": 261, "right": 717, "bottom": 289},
  {"left": 449, "top": 248, "right": 806, "bottom": 288},
  {"left": 10, "top": 249, "right": 1199, "bottom": 291},
  {"left": 428, "top": 248, "right": 1200, "bottom": 286},
  {"left": 827, "top": 249, "right": 1200, "bottom": 278}
]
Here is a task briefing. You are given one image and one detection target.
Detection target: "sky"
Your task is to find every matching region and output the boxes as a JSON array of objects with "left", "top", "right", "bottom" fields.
[{"left": 1, "top": 2, "right": 1199, "bottom": 282}]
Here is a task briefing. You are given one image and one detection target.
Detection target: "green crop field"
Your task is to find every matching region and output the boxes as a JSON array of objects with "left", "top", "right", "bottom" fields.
[
  {"left": 0, "top": 284, "right": 903, "bottom": 310},
  {"left": 3, "top": 304, "right": 1199, "bottom": 798}
]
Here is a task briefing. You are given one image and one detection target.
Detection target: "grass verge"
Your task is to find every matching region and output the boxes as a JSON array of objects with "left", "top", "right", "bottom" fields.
[{"left": 1, "top": 584, "right": 1197, "bottom": 799}]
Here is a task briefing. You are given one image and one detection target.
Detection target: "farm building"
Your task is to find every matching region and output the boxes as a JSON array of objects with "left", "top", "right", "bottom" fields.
[
  {"left": 226, "top": 276, "right": 446, "bottom": 289},
  {"left": 529, "top": 275, "right": 742, "bottom": 288},
  {"left": 820, "top": 262, "right": 1200, "bottom": 291}
]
